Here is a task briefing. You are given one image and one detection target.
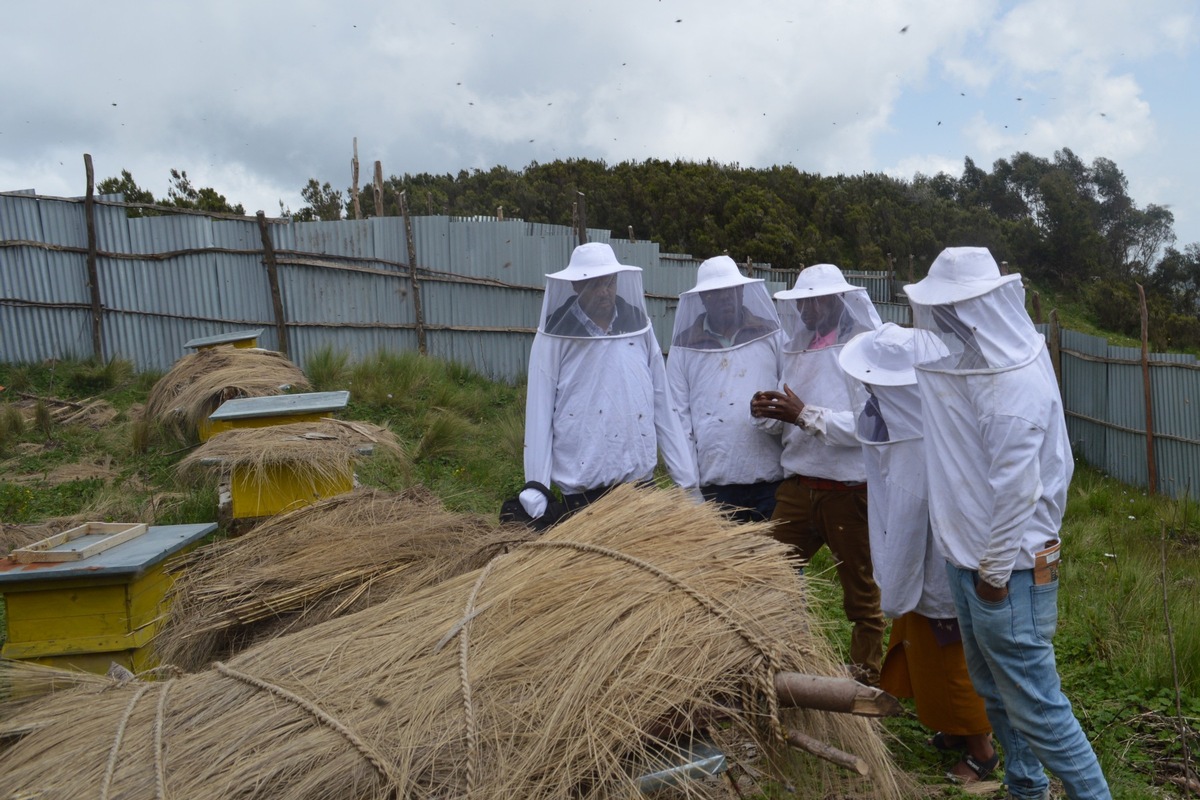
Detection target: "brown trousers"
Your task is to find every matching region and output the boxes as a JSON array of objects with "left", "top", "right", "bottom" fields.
[{"left": 770, "top": 476, "right": 885, "bottom": 683}]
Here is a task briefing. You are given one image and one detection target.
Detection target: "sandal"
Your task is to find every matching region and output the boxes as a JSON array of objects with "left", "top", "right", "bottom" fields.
[
  {"left": 927, "top": 731, "right": 966, "bottom": 753},
  {"left": 946, "top": 751, "right": 1000, "bottom": 784}
]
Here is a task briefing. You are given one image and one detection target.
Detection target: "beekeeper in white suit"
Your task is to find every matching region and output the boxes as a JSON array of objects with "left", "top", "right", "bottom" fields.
[
  {"left": 750, "top": 263, "right": 885, "bottom": 685},
  {"left": 907, "top": 246, "right": 1109, "bottom": 800},
  {"left": 667, "top": 255, "right": 784, "bottom": 522},
  {"left": 520, "top": 242, "right": 698, "bottom": 522},
  {"left": 839, "top": 323, "right": 996, "bottom": 785}
]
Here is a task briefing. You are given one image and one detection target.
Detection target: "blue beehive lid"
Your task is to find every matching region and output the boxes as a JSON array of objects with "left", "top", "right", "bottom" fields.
[
  {"left": 209, "top": 390, "right": 351, "bottom": 421},
  {"left": 184, "top": 329, "right": 265, "bottom": 349}
]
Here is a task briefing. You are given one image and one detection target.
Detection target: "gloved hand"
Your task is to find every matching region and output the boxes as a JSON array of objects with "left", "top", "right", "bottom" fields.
[
  {"left": 686, "top": 486, "right": 705, "bottom": 504},
  {"left": 519, "top": 487, "right": 548, "bottom": 519}
]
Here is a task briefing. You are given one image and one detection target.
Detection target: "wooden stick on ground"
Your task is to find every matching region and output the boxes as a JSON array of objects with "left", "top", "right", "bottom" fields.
[{"left": 787, "top": 728, "right": 869, "bottom": 776}]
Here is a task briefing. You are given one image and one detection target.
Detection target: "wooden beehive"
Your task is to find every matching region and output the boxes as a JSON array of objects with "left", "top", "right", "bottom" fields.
[
  {"left": 207, "top": 391, "right": 355, "bottom": 520},
  {"left": 0, "top": 523, "right": 217, "bottom": 674},
  {"left": 183, "top": 328, "right": 264, "bottom": 351}
]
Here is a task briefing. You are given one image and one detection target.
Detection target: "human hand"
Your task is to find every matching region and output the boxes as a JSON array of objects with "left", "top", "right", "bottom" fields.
[
  {"left": 975, "top": 580, "right": 1009, "bottom": 603},
  {"left": 750, "top": 384, "right": 805, "bottom": 425},
  {"left": 519, "top": 488, "right": 548, "bottom": 519}
]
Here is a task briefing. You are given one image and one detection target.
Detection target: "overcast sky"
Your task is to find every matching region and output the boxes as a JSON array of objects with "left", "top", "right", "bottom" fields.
[{"left": 3, "top": 0, "right": 1197, "bottom": 253}]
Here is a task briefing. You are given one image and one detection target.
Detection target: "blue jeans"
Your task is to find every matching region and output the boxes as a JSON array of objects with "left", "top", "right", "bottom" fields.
[
  {"left": 947, "top": 564, "right": 1110, "bottom": 800},
  {"left": 702, "top": 480, "right": 781, "bottom": 524}
]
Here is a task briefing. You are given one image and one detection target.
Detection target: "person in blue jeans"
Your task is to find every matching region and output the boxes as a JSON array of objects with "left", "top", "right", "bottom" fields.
[{"left": 905, "top": 247, "right": 1110, "bottom": 800}]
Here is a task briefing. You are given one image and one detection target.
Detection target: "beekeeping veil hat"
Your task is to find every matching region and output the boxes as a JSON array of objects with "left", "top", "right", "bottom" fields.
[
  {"left": 671, "top": 256, "right": 778, "bottom": 351},
  {"left": 539, "top": 243, "right": 650, "bottom": 338}
]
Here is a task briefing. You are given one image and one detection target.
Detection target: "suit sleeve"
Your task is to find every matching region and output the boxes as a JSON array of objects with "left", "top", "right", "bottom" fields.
[
  {"left": 648, "top": 332, "right": 699, "bottom": 489},
  {"left": 978, "top": 413, "right": 1046, "bottom": 587},
  {"left": 666, "top": 348, "right": 701, "bottom": 478},
  {"left": 523, "top": 334, "right": 560, "bottom": 488}
]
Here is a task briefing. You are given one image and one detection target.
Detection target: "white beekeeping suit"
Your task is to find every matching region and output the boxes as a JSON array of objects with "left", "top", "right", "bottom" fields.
[
  {"left": 520, "top": 242, "right": 698, "bottom": 519},
  {"left": 765, "top": 264, "right": 882, "bottom": 482},
  {"left": 907, "top": 249, "right": 1072, "bottom": 586},
  {"left": 667, "top": 256, "right": 783, "bottom": 489},
  {"left": 838, "top": 323, "right": 953, "bottom": 619}
]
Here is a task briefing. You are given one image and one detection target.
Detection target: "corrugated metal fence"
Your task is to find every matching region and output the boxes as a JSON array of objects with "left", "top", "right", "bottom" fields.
[
  {"left": 2, "top": 191, "right": 1194, "bottom": 498},
  {"left": 0, "top": 191, "right": 907, "bottom": 376},
  {"left": 1055, "top": 327, "right": 1200, "bottom": 500}
]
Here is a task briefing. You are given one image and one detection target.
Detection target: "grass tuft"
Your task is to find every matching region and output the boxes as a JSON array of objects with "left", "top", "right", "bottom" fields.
[{"left": 304, "top": 345, "right": 350, "bottom": 391}]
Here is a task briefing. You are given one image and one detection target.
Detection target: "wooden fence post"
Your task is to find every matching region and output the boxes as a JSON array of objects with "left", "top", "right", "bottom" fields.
[
  {"left": 398, "top": 191, "right": 428, "bottom": 356},
  {"left": 886, "top": 252, "right": 894, "bottom": 302},
  {"left": 82, "top": 154, "right": 104, "bottom": 360},
  {"left": 1048, "top": 308, "right": 1062, "bottom": 389},
  {"left": 574, "top": 191, "right": 588, "bottom": 246},
  {"left": 351, "top": 138, "right": 362, "bottom": 220},
  {"left": 1137, "top": 283, "right": 1157, "bottom": 496},
  {"left": 373, "top": 161, "right": 384, "bottom": 218},
  {"left": 1032, "top": 291, "right": 1043, "bottom": 325},
  {"left": 256, "top": 211, "right": 289, "bottom": 357}
]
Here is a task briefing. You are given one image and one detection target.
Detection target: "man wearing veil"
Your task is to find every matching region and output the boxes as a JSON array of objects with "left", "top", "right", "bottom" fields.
[
  {"left": 907, "top": 247, "right": 1109, "bottom": 800},
  {"left": 519, "top": 242, "right": 699, "bottom": 523},
  {"left": 667, "top": 255, "right": 784, "bottom": 522},
  {"left": 750, "top": 263, "right": 885, "bottom": 685}
]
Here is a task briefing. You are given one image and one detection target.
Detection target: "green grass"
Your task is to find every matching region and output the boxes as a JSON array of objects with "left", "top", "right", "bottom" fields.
[{"left": 1, "top": 354, "right": 1198, "bottom": 796}]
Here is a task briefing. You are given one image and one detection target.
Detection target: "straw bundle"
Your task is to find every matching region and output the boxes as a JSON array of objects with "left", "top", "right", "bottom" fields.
[
  {"left": 175, "top": 419, "right": 408, "bottom": 490},
  {"left": 142, "top": 347, "right": 310, "bottom": 438},
  {"left": 0, "top": 485, "right": 906, "bottom": 799},
  {"left": 156, "top": 486, "right": 532, "bottom": 671}
]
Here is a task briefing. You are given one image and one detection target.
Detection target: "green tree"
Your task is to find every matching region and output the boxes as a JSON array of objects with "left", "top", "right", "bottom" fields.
[
  {"left": 165, "top": 169, "right": 245, "bottom": 215},
  {"left": 97, "top": 169, "right": 157, "bottom": 217},
  {"left": 292, "top": 179, "right": 344, "bottom": 222}
]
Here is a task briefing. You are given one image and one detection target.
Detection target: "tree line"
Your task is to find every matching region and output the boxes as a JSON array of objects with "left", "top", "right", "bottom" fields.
[{"left": 103, "top": 150, "right": 1200, "bottom": 350}]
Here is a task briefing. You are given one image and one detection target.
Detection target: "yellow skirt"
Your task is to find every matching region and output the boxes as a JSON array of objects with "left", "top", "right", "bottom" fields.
[{"left": 880, "top": 612, "right": 990, "bottom": 736}]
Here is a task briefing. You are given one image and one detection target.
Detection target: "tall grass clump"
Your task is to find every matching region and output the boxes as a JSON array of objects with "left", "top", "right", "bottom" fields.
[
  {"left": 0, "top": 404, "right": 25, "bottom": 451},
  {"left": 65, "top": 356, "right": 134, "bottom": 395},
  {"left": 413, "top": 408, "right": 473, "bottom": 461},
  {"left": 347, "top": 350, "right": 428, "bottom": 407},
  {"left": 303, "top": 344, "right": 350, "bottom": 391}
]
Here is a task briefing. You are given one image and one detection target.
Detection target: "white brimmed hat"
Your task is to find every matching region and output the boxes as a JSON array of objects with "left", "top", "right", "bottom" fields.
[
  {"left": 774, "top": 263, "right": 856, "bottom": 300},
  {"left": 904, "top": 246, "right": 1021, "bottom": 305},
  {"left": 683, "top": 255, "right": 761, "bottom": 294},
  {"left": 838, "top": 323, "right": 919, "bottom": 386},
  {"left": 546, "top": 242, "right": 640, "bottom": 281}
]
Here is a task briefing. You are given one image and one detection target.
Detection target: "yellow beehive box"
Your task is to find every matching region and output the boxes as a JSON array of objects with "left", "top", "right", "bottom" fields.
[
  {"left": 0, "top": 523, "right": 217, "bottom": 674},
  {"left": 203, "top": 390, "right": 350, "bottom": 442},
  {"left": 229, "top": 461, "right": 355, "bottom": 519},
  {"left": 183, "top": 328, "right": 263, "bottom": 351}
]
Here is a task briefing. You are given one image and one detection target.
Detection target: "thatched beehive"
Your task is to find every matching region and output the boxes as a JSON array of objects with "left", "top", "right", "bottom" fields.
[
  {"left": 155, "top": 486, "right": 532, "bottom": 671},
  {"left": 142, "top": 346, "right": 310, "bottom": 439},
  {"left": 0, "top": 486, "right": 907, "bottom": 799}
]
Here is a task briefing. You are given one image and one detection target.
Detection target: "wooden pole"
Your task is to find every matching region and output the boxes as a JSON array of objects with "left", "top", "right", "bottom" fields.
[
  {"left": 372, "top": 161, "right": 384, "bottom": 218},
  {"left": 627, "top": 225, "right": 636, "bottom": 243},
  {"left": 1000, "top": 260, "right": 1010, "bottom": 275},
  {"left": 574, "top": 191, "right": 588, "bottom": 246},
  {"left": 907, "top": 253, "right": 914, "bottom": 284},
  {"left": 774, "top": 672, "right": 902, "bottom": 717},
  {"left": 82, "top": 154, "right": 103, "bottom": 359},
  {"left": 1048, "top": 308, "right": 1063, "bottom": 390},
  {"left": 1137, "top": 283, "right": 1157, "bottom": 496},
  {"left": 886, "top": 252, "right": 895, "bottom": 302},
  {"left": 398, "top": 191, "right": 428, "bottom": 355},
  {"left": 351, "top": 138, "right": 362, "bottom": 220},
  {"left": 256, "top": 211, "right": 289, "bottom": 357},
  {"left": 1031, "top": 291, "right": 1043, "bottom": 324}
]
